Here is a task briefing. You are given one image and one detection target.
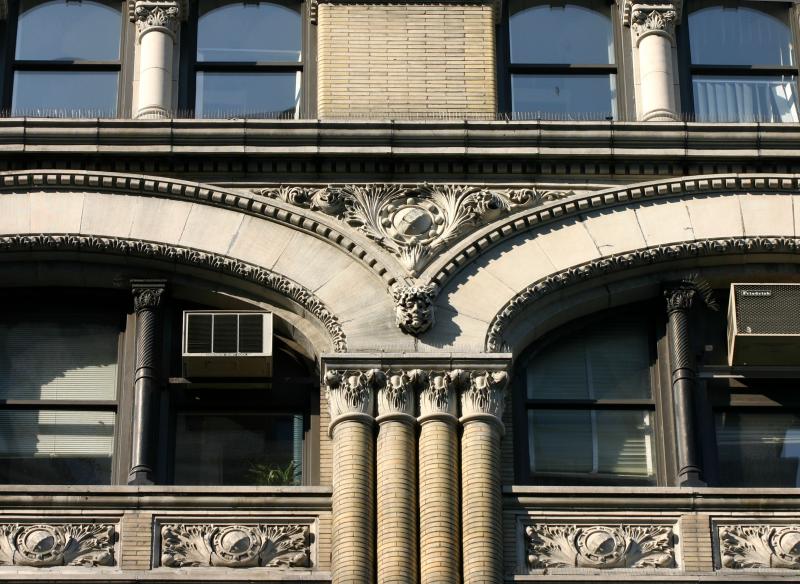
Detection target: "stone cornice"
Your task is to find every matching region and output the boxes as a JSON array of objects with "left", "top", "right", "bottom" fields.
[
  {"left": 0, "top": 233, "right": 347, "bottom": 353},
  {"left": 486, "top": 236, "right": 800, "bottom": 352}
]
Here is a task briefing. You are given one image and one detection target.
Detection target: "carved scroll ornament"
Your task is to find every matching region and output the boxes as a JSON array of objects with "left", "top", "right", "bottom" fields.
[
  {"left": 720, "top": 525, "right": 800, "bottom": 569},
  {"left": 256, "top": 184, "right": 569, "bottom": 275},
  {"left": 0, "top": 523, "right": 115, "bottom": 567},
  {"left": 525, "top": 524, "right": 675, "bottom": 570},
  {"left": 161, "top": 523, "right": 310, "bottom": 568}
]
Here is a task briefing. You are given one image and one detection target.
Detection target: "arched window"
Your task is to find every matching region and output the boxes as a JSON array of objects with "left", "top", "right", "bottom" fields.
[
  {"left": 188, "top": 0, "right": 303, "bottom": 118},
  {"left": 686, "top": 2, "right": 798, "bottom": 122},
  {"left": 9, "top": 0, "right": 124, "bottom": 117},
  {"left": 519, "top": 312, "right": 656, "bottom": 484},
  {"left": 505, "top": 0, "right": 618, "bottom": 119}
]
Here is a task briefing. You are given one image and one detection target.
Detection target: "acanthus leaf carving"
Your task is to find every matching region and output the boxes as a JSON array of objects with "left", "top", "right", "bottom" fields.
[
  {"left": 255, "top": 183, "right": 571, "bottom": 275},
  {"left": 325, "top": 369, "right": 385, "bottom": 422},
  {"left": 525, "top": 523, "right": 675, "bottom": 571},
  {"left": 378, "top": 369, "right": 426, "bottom": 418},
  {"left": 134, "top": 1, "right": 181, "bottom": 35},
  {"left": 460, "top": 370, "right": 508, "bottom": 422},
  {"left": 720, "top": 525, "right": 800, "bottom": 569},
  {"left": 0, "top": 523, "right": 115, "bottom": 567},
  {"left": 419, "top": 370, "right": 459, "bottom": 419},
  {"left": 160, "top": 523, "right": 310, "bottom": 568}
]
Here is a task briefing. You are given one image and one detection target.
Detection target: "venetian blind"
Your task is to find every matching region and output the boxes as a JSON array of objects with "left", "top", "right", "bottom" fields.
[{"left": 0, "top": 410, "right": 115, "bottom": 457}]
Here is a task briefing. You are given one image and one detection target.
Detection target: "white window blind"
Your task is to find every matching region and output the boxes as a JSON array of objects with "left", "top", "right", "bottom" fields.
[
  {"left": 0, "top": 317, "right": 118, "bottom": 401},
  {"left": 693, "top": 77, "right": 799, "bottom": 122},
  {"left": 0, "top": 410, "right": 115, "bottom": 458}
]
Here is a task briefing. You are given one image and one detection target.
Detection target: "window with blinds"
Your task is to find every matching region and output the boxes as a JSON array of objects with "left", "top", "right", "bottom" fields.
[
  {"left": 0, "top": 311, "right": 120, "bottom": 485},
  {"left": 522, "top": 314, "right": 656, "bottom": 484}
]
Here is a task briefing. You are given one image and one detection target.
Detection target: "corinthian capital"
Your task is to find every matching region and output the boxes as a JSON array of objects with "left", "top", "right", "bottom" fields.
[
  {"left": 377, "top": 370, "right": 425, "bottom": 421},
  {"left": 622, "top": 0, "right": 682, "bottom": 45},
  {"left": 131, "top": 279, "right": 165, "bottom": 313},
  {"left": 459, "top": 370, "right": 508, "bottom": 431},
  {"left": 419, "top": 370, "right": 460, "bottom": 422},
  {"left": 132, "top": 0, "right": 183, "bottom": 37},
  {"left": 325, "top": 369, "right": 385, "bottom": 433}
]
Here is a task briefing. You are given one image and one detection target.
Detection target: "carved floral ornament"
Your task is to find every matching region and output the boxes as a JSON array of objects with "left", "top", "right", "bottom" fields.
[
  {"left": 622, "top": 0, "right": 682, "bottom": 43},
  {"left": 255, "top": 184, "right": 570, "bottom": 276},
  {"left": 160, "top": 523, "right": 310, "bottom": 569},
  {"left": 324, "top": 368, "right": 508, "bottom": 426},
  {"left": 0, "top": 523, "right": 115, "bottom": 567},
  {"left": 719, "top": 524, "right": 800, "bottom": 569},
  {"left": 525, "top": 523, "right": 675, "bottom": 571}
]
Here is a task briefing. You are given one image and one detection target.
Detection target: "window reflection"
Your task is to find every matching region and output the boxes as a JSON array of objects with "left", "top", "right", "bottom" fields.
[{"left": 195, "top": 71, "right": 300, "bottom": 118}]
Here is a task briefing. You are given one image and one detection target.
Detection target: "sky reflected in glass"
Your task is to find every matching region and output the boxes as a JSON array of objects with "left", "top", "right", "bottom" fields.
[
  {"left": 195, "top": 72, "right": 300, "bottom": 117},
  {"left": 512, "top": 74, "right": 616, "bottom": 118},
  {"left": 12, "top": 71, "right": 118, "bottom": 117}
]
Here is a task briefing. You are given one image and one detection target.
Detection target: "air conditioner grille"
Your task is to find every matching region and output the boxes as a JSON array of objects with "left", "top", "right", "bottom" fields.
[
  {"left": 213, "top": 314, "right": 238, "bottom": 353},
  {"left": 186, "top": 313, "right": 212, "bottom": 354},
  {"left": 735, "top": 283, "right": 800, "bottom": 334},
  {"left": 238, "top": 314, "right": 264, "bottom": 353}
]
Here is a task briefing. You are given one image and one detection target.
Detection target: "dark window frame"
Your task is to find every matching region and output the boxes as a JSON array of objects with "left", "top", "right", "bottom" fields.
[
  {"left": 499, "top": 0, "right": 627, "bottom": 120},
  {"left": 678, "top": 0, "right": 800, "bottom": 122},
  {"left": 178, "top": 0, "right": 313, "bottom": 119}
]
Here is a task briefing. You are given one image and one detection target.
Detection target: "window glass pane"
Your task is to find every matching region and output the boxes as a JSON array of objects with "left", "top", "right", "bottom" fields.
[
  {"left": 0, "top": 410, "right": 114, "bottom": 484},
  {"left": 716, "top": 411, "right": 800, "bottom": 487},
  {"left": 197, "top": 0, "right": 301, "bottom": 62},
  {"left": 509, "top": 2, "right": 613, "bottom": 64},
  {"left": 692, "top": 75, "right": 799, "bottom": 123},
  {"left": 511, "top": 74, "right": 616, "bottom": 119},
  {"left": 12, "top": 71, "right": 118, "bottom": 117},
  {"left": 527, "top": 317, "right": 651, "bottom": 400},
  {"left": 174, "top": 412, "right": 303, "bottom": 485},
  {"left": 195, "top": 71, "right": 300, "bottom": 118},
  {"left": 16, "top": 0, "right": 121, "bottom": 60},
  {"left": 0, "top": 314, "right": 119, "bottom": 400},
  {"left": 529, "top": 409, "right": 653, "bottom": 478},
  {"left": 689, "top": 4, "right": 794, "bottom": 66}
]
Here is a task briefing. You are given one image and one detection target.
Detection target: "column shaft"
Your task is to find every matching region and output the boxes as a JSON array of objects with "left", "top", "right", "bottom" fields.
[
  {"left": 137, "top": 28, "right": 174, "bottom": 118},
  {"left": 331, "top": 419, "right": 375, "bottom": 584},
  {"left": 419, "top": 418, "right": 459, "bottom": 584},
  {"left": 377, "top": 419, "right": 417, "bottom": 584},
  {"left": 638, "top": 32, "right": 676, "bottom": 120}
]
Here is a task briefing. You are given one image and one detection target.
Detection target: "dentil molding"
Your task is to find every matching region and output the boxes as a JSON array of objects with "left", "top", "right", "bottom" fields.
[
  {"left": 0, "top": 523, "right": 115, "bottom": 567},
  {"left": 719, "top": 524, "right": 800, "bottom": 569},
  {"left": 525, "top": 523, "right": 675, "bottom": 570},
  {"left": 256, "top": 184, "right": 570, "bottom": 276},
  {"left": 161, "top": 523, "right": 310, "bottom": 568}
]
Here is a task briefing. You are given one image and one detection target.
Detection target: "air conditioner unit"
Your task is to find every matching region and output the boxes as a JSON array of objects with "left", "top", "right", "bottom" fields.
[
  {"left": 182, "top": 311, "right": 273, "bottom": 378},
  {"left": 727, "top": 283, "right": 800, "bottom": 366}
]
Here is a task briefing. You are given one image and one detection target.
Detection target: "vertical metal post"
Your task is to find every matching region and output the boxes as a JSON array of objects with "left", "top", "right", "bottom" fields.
[
  {"left": 128, "top": 280, "right": 166, "bottom": 485},
  {"left": 664, "top": 283, "right": 706, "bottom": 487}
]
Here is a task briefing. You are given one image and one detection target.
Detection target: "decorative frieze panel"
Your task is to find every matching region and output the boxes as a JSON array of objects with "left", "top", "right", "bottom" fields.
[
  {"left": 160, "top": 523, "right": 311, "bottom": 569},
  {"left": 256, "top": 184, "right": 570, "bottom": 275},
  {"left": 0, "top": 523, "right": 115, "bottom": 567},
  {"left": 524, "top": 523, "right": 676, "bottom": 570},
  {"left": 719, "top": 524, "right": 800, "bottom": 569}
]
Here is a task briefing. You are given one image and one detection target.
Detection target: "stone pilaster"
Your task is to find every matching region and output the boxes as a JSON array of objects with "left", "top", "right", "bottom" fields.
[
  {"left": 130, "top": 0, "right": 184, "bottom": 118},
  {"left": 326, "top": 369, "right": 382, "bottom": 584},
  {"left": 460, "top": 370, "right": 508, "bottom": 584},
  {"left": 128, "top": 279, "right": 166, "bottom": 485},
  {"left": 418, "top": 370, "right": 461, "bottom": 584},
  {"left": 623, "top": 0, "right": 683, "bottom": 121},
  {"left": 376, "top": 370, "right": 421, "bottom": 584},
  {"left": 664, "top": 281, "right": 705, "bottom": 487}
]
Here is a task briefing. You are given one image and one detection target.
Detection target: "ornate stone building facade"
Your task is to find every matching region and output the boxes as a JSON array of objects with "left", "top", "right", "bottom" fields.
[{"left": 0, "top": 0, "right": 799, "bottom": 583}]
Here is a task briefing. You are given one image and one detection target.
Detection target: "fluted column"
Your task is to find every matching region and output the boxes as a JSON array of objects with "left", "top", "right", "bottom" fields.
[
  {"left": 418, "top": 371, "right": 460, "bottom": 584},
  {"left": 326, "top": 369, "right": 383, "bottom": 584},
  {"left": 376, "top": 371, "right": 421, "bottom": 584},
  {"left": 624, "top": 1, "right": 682, "bottom": 121},
  {"left": 128, "top": 280, "right": 166, "bottom": 485},
  {"left": 460, "top": 370, "right": 508, "bottom": 584},
  {"left": 132, "top": 1, "right": 183, "bottom": 118},
  {"left": 665, "top": 283, "right": 705, "bottom": 487}
]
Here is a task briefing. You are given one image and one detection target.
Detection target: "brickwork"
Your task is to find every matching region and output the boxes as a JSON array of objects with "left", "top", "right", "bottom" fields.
[
  {"left": 376, "top": 419, "right": 417, "bottom": 584},
  {"left": 500, "top": 393, "right": 514, "bottom": 484},
  {"left": 332, "top": 418, "right": 375, "bottom": 584},
  {"left": 461, "top": 420, "right": 503, "bottom": 584},
  {"left": 680, "top": 513, "right": 714, "bottom": 572},
  {"left": 418, "top": 418, "right": 460, "bottom": 584},
  {"left": 320, "top": 387, "right": 333, "bottom": 486},
  {"left": 120, "top": 511, "right": 153, "bottom": 570},
  {"left": 317, "top": 2, "right": 496, "bottom": 118}
]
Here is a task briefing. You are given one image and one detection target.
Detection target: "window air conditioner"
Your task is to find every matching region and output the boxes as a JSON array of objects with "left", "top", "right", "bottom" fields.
[
  {"left": 727, "top": 283, "right": 800, "bottom": 366},
  {"left": 182, "top": 311, "right": 273, "bottom": 378}
]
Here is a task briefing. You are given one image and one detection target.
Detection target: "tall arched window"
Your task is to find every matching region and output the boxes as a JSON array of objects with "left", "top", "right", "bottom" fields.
[
  {"left": 8, "top": 0, "right": 124, "bottom": 117},
  {"left": 188, "top": 0, "right": 303, "bottom": 118},
  {"left": 686, "top": 2, "right": 799, "bottom": 122},
  {"left": 505, "top": 0, "right": 618, "bottom": 119}
]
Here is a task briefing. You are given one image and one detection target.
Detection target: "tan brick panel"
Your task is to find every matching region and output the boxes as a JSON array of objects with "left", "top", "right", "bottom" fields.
[
  {"left": 120, "top": 511, "right": 153, "bottom": 570},
  {"left": 680, "top": 513, "right": 714, "bottom": 572}
]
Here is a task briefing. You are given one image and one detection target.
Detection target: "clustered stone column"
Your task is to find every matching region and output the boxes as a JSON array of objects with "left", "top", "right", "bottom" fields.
[
  {"left": 132, "top": 0, "right": 183, "bottom": 118},
  {"left": 128, "top": 279, "right": 166, "bottom": 485},
  {"left": 325, "top": 363, "right": 508, "bottom": 584},
  {"left": 624, "top": 1, "right": 683, "bottom": 121}
]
